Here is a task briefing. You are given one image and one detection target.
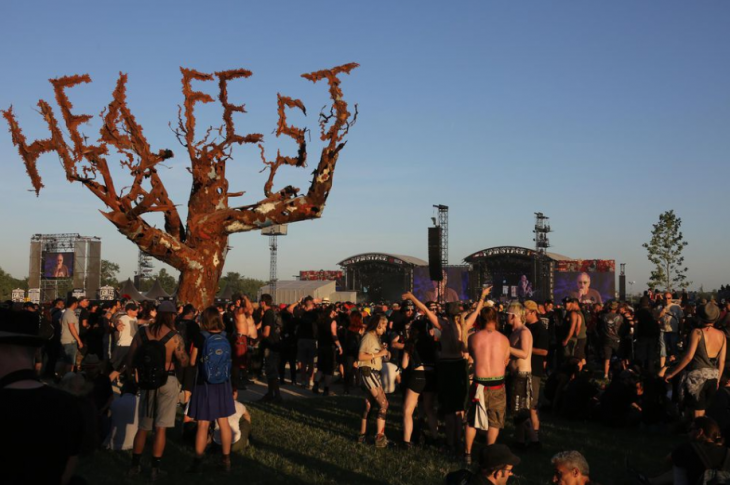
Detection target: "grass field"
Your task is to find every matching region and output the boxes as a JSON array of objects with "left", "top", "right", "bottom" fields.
[{"left": 77, "top": 393, "right": 682, "bottom": 485}]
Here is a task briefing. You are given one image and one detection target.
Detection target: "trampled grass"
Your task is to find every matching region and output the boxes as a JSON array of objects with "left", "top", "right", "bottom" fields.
[{"left": 77, "top": 394, "right": 682, "bottom": 485}]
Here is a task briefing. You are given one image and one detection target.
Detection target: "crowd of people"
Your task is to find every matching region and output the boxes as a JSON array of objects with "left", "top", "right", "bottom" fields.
[{"left": 3, "top": 285, "right": 730, "bottom": 484}]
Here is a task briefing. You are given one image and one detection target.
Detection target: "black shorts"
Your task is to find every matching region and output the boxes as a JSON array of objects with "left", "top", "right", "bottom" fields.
[
  {"left": 405, "top": 369, "right": 437, "bottom": 394},
  {"left": 574, "top": 338, "right": 587, "bottom": 360},
  {"left": 509, "top": 372, "right": 533, "bottom": 422},
  {"left": 602, "top": 340, "right": 620, "bottom": 360}
]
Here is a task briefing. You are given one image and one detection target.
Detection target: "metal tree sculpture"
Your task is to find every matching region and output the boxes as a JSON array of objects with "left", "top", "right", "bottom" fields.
[{"left": 3, "top": 63, "right": 358, "bottom": 307}]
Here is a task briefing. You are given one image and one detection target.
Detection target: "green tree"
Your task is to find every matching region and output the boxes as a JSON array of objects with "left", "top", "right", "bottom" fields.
[
  {"left": 100, "top": 259, "right": 120, "bottom": 287},
  {"left": 642, "top": 210, "right": 691, "bottom": 291},
  {"left": 138, "top": 268, "right": 178, "bottom": 295},
  {"left": 0, "top": 267, "right": 27, "bottom": 301},
  {"left": 218, "top": 272, "right": 266, "bottom": 300}
]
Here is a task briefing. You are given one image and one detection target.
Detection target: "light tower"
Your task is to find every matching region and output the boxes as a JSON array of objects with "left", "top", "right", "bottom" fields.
[
  {"left": 432, "top": 205, "right": 449, "bottom": 303},
  {"left": 262, "top": 225, "right": 288, "bottom": 303},
  {"left": 533, "top": 213, "right": 552, "bottom": 298}
]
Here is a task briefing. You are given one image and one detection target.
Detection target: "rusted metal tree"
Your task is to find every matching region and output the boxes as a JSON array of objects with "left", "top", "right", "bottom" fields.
[{"left": 3, "top": 63, "right": 358, "bottom": 307}]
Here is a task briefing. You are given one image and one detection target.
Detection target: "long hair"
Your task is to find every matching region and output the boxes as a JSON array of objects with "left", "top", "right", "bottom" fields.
[
  {"left": 150, "top": 311, "right": 176, "bottom": 337},
  {"left": 348, "top": 310, "right": 364, "bottom": 332},
  {"left": 365, "top": 313, "right": 387, "bottom": 334},
  {"left": 200, "top": 306, "right": 224, "bottom": 332}
]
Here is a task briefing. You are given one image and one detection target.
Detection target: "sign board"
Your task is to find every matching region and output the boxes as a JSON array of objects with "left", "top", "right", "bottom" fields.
[
  {"left": 28, "top": 288, "right": 41, "bottom": 304},
  {"left": 98, "top": 286, "right": 116, "bottom": 301},
  {"left": 11, "top": 288, "right": 25, "bottom": 302},
  {"left": 72, "top": 288, "right": 86, "bottom": 299}
]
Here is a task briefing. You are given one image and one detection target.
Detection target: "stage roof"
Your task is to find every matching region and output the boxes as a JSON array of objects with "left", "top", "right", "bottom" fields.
[
  {"left": 464, "top": 246, "right": 573, "bottom": 263},
  {"left": 338, "top": 253, "right": 428, "bottom": 267}
]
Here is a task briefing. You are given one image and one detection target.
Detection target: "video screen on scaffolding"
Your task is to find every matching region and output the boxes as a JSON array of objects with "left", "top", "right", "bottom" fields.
[
  {"left": 44, "top": 252, "right": 75, "bottom": 279},
  {"left": 413, "top": 266, "right": 469, "bottom": 303},
  {"left": 553, "top": 260, "right": 615, "bottom": 306}
]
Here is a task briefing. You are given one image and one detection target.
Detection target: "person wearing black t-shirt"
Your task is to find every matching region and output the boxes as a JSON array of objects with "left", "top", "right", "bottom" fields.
[
  {"left": 295, "top": 297, "right": 319, "bottom": 389},
  {"left": 0, "top": 306, "right": 85, "bottom": 485},
  {"left": 259, "top": 294, "right": 282, "bottom": 402}
]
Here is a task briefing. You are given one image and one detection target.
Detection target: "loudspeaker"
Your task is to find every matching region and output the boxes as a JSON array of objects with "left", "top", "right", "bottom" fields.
[
  {"left": 28, "top": 241, "right": 41, "bottom": 288},
  {"left": 87, "top": 240, "right": 101, "bottom": 298},
  {"left": 428, "top": 227, "right": 442, "bottom": 281},
  {"left": 619, "top": 274, "right": 626, "bottom": 301}
]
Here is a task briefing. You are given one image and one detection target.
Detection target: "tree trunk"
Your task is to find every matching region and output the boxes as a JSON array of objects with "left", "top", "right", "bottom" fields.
[{"left": 174, "top": 240, "right": 227, "bottom": 309}]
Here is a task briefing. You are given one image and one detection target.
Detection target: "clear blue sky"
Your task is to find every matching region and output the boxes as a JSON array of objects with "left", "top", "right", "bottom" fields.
[{"left": 1, "top": 1, "right": 729, "bottom": 291}]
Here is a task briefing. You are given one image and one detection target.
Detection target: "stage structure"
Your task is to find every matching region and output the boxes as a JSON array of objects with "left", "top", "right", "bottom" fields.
[
  {"left": 29, "top": 233, "right": 101, "bottom": 302},
  {"left": 339, "top": 253, "right": 428, "bottom": 303},
  {"left": 464, "top": 246, "right": 571, "bottom": 302}
]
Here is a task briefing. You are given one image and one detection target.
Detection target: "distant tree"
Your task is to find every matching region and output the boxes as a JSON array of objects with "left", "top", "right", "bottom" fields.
[
  {"left": 643, "top": 210, "right": 691, "bottom": 291},
  {"left": 218, "top": 271, "right": 266, "bottom": 300},
  {"left": 138, "top": 267, "right": 178, "bottom": 295},
  {"left": 155, "top": 268, "right": 178, "bottom": 295},
  {"left": 100, "top": 259, "right": 120, "bottom": 287},
  {"left": 0, "top": 267, "right": 27, "bottom": 301}
]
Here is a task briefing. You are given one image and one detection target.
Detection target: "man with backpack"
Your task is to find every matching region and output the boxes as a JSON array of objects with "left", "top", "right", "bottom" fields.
[{"left": 126, "top": 301, "right": 190, "bottom": 480}]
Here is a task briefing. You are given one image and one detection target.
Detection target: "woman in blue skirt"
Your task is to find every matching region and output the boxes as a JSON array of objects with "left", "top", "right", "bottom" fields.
[{"left": 188, "top": 307, "right": 235, "bottom": 473}]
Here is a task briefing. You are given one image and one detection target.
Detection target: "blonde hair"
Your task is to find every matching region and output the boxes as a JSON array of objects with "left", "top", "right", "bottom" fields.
[{"left": 507, "top": 301, "right": 525, "bottom": 322}]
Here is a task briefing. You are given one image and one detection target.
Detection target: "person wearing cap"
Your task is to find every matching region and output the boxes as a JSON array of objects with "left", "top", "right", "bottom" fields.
[
  {"left": 551, "top": 450, "right": 594, "bottom": 485},
  {"left": 665, "top": 303, "right": 726, "bottom": 418},
  {"left": 112, "top": 302, "right": 140, "bottom": 374},
  {"left": 599, "top": 301, "right": 624, "bottom": 380},
  {"left": 126, "top": 299, "right": 190, "bottom": 479},
  {"left": 0, "top": 305, "right": 86, "bottom": 484},
  {"left": 477, "top": 444, "right": 521, "bottom": 485}
]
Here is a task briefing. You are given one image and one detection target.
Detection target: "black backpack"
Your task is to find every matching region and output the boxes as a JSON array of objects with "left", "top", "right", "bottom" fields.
[{"left": 134, "top": 329, "right": 175, "bottom": 390}]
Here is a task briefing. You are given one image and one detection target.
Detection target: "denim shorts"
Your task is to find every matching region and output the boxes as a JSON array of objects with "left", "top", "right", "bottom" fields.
[{"left": 61, "top": 343, "right": 78, "bottom": 365}]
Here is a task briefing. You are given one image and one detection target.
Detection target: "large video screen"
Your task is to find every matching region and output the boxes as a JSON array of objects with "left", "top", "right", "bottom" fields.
[
  {"left": 44, "top": 252, "right": 74, "bottom": 279},
  {"left": 413, "top": 266, "right": 469, "bottom": 303},
  {"left": 553, "top": 260, "right": 615, "bottom": 306}
]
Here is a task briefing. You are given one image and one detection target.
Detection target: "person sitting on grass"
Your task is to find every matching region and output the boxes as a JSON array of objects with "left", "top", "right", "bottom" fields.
[
  {"left": 633, "top": 416, "right": 730, "bottom": 485},
  {"left": 551, "top": 450, "right": 596, "bottom": 485},
  {"left": 213, "top": 388, "right": 251, "bottom": 452}
]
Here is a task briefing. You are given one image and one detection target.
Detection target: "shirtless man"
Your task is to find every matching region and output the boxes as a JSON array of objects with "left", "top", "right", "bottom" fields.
[
  {"left": 464, "top": 286, "right": 510, "bottom": 464},
  {"left": 507, "top": 301, "right": 535, "bottom": 449}
]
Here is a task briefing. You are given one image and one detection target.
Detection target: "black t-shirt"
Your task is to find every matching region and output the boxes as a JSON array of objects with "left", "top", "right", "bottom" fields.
[
  {"left": 526, "top": 321, "right": 549, "bottom": 377},
  {"left": 177, "top": 318, "right": 201, "bottom": 352},
  {"left": 635, "top": 308, "right": 659, "bottom": 338},
  {"left": 600, "top": 312, "right": 624, "bottom": 342},
  {"left": 0, "top": 385, "right": 84, "bottom": 484},
  {"left": 262, "top": 309, "right": 280, "bottom": 348},
  {"left": 672, "top": 441, "right": 729, "bottom": 485},
  {"left": 296, "top": 310, "right": 318, "bottom": 340}
]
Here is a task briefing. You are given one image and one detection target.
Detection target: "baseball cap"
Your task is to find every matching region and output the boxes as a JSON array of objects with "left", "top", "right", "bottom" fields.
[
  {"left": 523, "top": 300, "right": 538, "bottom": 312},
  {"left": 479, "top": 444, "right": 521, "bottom": 470},
  {"left": 157, "top": 300, "right": 176, "bottom": 313}
]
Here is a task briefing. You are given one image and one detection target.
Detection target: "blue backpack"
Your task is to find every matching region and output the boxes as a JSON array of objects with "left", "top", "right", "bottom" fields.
[{"left": 200, "top": 331, "right": 232, "bottom": 384}]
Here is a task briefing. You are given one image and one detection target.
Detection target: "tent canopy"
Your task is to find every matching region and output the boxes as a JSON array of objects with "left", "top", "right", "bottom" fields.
[
  {"left": 118, "top": 278, "right": 154, "bottom": 302},
  {"left": 145, "top": 279, "right": 171, "bottom": 300}
]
